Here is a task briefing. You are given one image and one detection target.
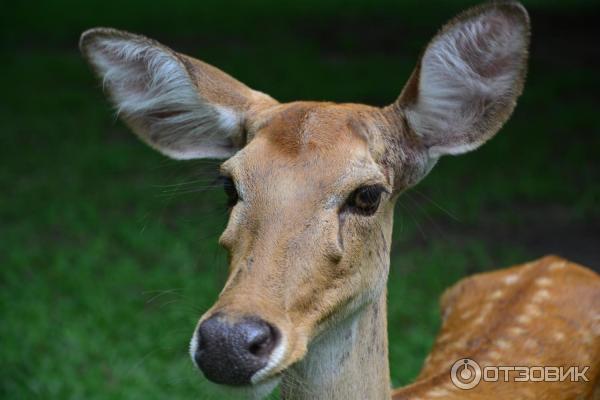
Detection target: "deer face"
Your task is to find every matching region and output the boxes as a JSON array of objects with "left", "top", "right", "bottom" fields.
[
  {"left": 197, "top": 102, "right": 398, "bottom": 385},
  {"left": 80, "top": 1, "right": 529, "bottom": 396}
]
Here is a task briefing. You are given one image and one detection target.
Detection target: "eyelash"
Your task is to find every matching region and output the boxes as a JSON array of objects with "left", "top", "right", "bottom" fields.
[
  {"left": 344, "top": 185, "right": 387, "bottom": 216},
  {"left": 218, "top": 175, "right": 239, "bottom": 209}
]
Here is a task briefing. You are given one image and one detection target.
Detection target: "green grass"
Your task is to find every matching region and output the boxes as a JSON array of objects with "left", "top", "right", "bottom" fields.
[{"left": 2, "top": 0, "right": 599, "bottom": 398}]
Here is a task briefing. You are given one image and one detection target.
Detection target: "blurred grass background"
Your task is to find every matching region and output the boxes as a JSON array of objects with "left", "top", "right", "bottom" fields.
[{"left": 1, "top": 0, "right": 599, "bottom": 399}]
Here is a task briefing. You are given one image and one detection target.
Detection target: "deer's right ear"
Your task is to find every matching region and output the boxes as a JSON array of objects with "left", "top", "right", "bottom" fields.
[
  {"left": 80, "top": 28, "right": 277, "bottom": 160},
  {"left": 383, "top": 1, "right": 530, "bottom": 188}
]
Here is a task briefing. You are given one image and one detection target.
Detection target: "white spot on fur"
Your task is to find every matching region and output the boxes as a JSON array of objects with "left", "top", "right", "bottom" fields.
[
  {"left": 508, "top": 326, "right": 525, "bottom": 336},
  {"left": 524, "top": 304, "right": 541, "bottom": 317},
  {"left": 535, "top": 277, "right": 553, "bottom": 287},
  {"left": 582, "top": 332, "right": 593, "bottom": 345},
  {"left": 504, "top": 274, "right": 520, "bottom": 285},
  {"left": 494, "top": 339, "right": 511, "bottom": 350},
  {"left": 532, "top": 289, "right": 551, "bottom": 302},
  {"left": 516, "top": 314, "right": 531, "bottom": 324},
  {"left": 553, "top": 331, "right": 565, "bottom": 342},
  {"left": 437, "top": 332, "right": 453, "bottom": 343},
  {"left": 452, "top": 339, "right": 467, "bottom": 350},
  {"left": 473, "top": 302, "right": 494, "bottom": 325},
  {"left": 488, "top": 289, "right": 504, "bottom": 300},
  {"left": 549, "top": 261, "right": 567, "bottom": 270},
  {"left": 426, "top": 388, "right": 451, "bottom": 397}
]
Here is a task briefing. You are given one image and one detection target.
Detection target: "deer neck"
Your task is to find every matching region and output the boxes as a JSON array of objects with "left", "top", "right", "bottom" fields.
[{"left": 281, "top": 289, "right": 391, "bottom": 400}]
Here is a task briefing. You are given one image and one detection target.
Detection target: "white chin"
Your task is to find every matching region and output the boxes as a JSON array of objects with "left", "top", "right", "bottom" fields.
[
  {"left": 247, "top": 377, "right": 281, "bottom": 400},
  {"left": 204, "top": 377, "right": 281, "bottom": 400}
]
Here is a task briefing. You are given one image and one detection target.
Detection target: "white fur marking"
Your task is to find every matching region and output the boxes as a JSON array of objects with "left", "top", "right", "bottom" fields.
[
  {"left": 535, "top": 277, "right": 553, "bottom": 287},
  {"left": 553, "top": 331, "right": 565, "bottom": 342},
  {"left": 189, "top": 329, "right": 199, "bottom": 368},
  {"left": 549, "top": 261, "right": 567, "bottom": 270},
  {"left": 532, "top": 289, "right": 551, "bottom": 302},
  {"left": 426, "top": 388, "right": 451, "bottom": 397},
  {"left": 504, "top": 274, "right": 520, "bottom": 285},
  {"left": 251, "top": 336, "right": 288, "bottom": 384}
]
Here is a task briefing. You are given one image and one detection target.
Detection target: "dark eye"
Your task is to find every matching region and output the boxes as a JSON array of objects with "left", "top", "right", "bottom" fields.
[
  {"left": 219, "top": 175, "right": 239, "bottom": 208},
  {"left": 345, "top": 185, "right": 387, "bottom": 215}
]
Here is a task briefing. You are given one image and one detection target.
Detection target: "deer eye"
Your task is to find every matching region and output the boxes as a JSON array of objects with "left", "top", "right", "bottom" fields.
[
  {"left": 346, "top": 185, "right": 387, "bottom": 215},
  {"left": 219, "top": 175, "right": 239, "bottom": 208}
]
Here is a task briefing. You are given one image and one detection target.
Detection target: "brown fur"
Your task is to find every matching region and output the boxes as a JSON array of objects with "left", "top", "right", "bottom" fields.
[{"left": 392, "top": 256, "right": 600, "bottom": 400}]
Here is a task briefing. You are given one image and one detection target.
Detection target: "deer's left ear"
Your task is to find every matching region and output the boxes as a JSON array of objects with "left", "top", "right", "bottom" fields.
[
  {"left": 390, "top": 1, "right": 530, "bottom": 160},
  {"left": 80, "top": 28, "right": 277, "bottom": 160}
]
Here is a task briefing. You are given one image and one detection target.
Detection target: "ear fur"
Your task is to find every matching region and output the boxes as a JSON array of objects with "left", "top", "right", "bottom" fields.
[
  {"left": 80, "top": 28, "right": 277, "bottom": 159},
  {"left": 393, "top": 1, "right": 530, "bottom": 160}
]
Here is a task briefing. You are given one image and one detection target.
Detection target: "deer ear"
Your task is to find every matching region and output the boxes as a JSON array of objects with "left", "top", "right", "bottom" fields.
[
  {"left": 80, "top": 28, "right": 277, "bottom": 160},
  {"left": 392, "top": 1, "right": 530, "bottom": 159}
]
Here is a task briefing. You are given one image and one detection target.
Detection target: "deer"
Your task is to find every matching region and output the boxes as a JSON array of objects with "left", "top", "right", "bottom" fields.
[
  {"left": 79, "top": 1, "right": 600, "bottom": 399},
  {"left": 391, "top": 255, "right": 600, "bottom": 400}
]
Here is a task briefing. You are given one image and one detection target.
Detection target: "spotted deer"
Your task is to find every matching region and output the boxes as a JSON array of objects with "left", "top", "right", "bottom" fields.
[
  {"left": 80, "top": 1, "right": 600, "bottom": 399},
  {"left": 391, "top": 255, "right": 600, "bottom": 400}
]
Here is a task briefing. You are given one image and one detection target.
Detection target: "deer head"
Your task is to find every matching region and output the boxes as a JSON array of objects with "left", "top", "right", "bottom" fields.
[{"left": 80, "top": 2, "right": 529, "bottom": 398}]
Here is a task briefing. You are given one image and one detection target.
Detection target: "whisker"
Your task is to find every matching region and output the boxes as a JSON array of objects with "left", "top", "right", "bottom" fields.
[
  {"left": 155, "top": 186, "right": 223, "bottom": 197},
  {"left": 411, "top": 188, "right": 460, "bottom": 222},
  {"left": 143, "top": 288, "right": 184, "bottom": 304},
  {"left": 152, "top": 178, "right": 220, "bottom": 189},
  {"left": 397, "top": 200, "right": 427, "bottom": 240},
  {"left": 405, "top": 192, "right": 448, "bottom": 240}
]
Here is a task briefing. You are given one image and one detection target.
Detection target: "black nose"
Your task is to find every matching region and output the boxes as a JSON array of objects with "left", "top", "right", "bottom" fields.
[{"left": 193, "top": 315, "right": 280, "bottom": 385}]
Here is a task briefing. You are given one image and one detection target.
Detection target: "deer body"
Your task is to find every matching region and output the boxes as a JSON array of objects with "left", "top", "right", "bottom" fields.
[
  {"left": 79, "top": 2, "right": 598, "bottom": 399},
  {"left": 392, "top": 256, "right": 600, "bottom": 400}
]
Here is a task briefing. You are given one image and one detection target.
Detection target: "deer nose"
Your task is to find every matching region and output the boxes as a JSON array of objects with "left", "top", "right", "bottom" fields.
[{"left": 193, "top": 315, "right": 280, "bottom": 385}]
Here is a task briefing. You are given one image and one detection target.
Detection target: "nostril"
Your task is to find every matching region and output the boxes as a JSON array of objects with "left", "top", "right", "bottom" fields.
[
  {"left": 247, "top": 322, "right": 279, "bottom": 358},
  {"left": 248, "top": 339, "right": 269, "bottom": 357}
]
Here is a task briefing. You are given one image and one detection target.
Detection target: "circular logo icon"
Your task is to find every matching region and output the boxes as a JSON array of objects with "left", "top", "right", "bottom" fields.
[{"left": 450, "top": 358, "right": 482, "bottom": 390}]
